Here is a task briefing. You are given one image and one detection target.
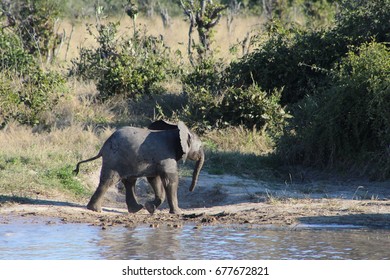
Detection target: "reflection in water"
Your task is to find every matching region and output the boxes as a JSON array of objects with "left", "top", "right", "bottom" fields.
[
  {"left": 98, "top": 225, "right": 184, "bottom": 259},
  {"left": 0, "top": 222, "right": 102, "bottom": 259},
  {"left": 1, "top": 221, "right": 390, "bottom": 260},
  {"left": 97, "top": 226, "right": 390, "bottom": 260}
]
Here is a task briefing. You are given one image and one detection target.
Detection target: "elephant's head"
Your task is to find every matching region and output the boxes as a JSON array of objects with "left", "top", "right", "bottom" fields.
[{"left": 149, "top": 120, "right": 205, "bottom": 192}]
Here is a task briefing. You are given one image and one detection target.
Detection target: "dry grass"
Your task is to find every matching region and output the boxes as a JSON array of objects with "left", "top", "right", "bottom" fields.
[
  {"left": 56, "top": 15, "right": 263, "bottom": 64},
  {"left": 0, "top": 122, "right": 114, "bottom": 200}
]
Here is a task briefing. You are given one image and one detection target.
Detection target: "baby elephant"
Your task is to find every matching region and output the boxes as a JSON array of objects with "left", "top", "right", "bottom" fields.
[{"left": 74, "top": 120, "right": 205, "bottom": 214}]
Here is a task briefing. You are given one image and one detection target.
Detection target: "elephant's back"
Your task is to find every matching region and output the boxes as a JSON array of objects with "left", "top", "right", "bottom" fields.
[
  {"left": 110, "top": 126, "right": 179, "bottom": 160},
  {"left": 105, "top": 126, "right": 149, "bottom": 151}
]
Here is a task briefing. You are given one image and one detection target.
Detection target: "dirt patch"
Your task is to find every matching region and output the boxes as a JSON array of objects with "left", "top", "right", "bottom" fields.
[{"left": 1, "top": 172, "right": 390, "bottom": 229}]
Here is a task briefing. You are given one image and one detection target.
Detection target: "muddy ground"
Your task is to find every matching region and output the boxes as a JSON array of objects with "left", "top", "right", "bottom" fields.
[{"left": 1, "top": 172, "right": 390, "bottom": 229}]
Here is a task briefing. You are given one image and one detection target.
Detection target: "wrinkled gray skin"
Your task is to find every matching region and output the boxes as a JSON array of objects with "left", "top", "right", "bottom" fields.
[{"left": 73, "top": 120, "right": 205, "bottom": 214}]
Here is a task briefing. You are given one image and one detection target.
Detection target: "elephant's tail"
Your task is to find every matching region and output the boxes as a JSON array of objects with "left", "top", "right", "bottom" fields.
[{"left": 73, "top": 153, "right": 102, "bottom": 175}]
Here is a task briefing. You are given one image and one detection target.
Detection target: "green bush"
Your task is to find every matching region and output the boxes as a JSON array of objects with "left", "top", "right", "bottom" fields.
[
  {"left": 179, "top": 59, "right": 227, "bottom": 129},
  {"left": 0, "top": 3, "right": 67, "bottom": 128},
  {"left": 227, "top": 24, "right": 332, "bottom": 104},
  {"left": 182, "top": 85, "right": 291, "bottom": 138},
  {"left": 0, "top": 30, "right": 66, "bottom": 127},
  {"left": 277, "top": 42, "right": 390, "bottom": 178},
  {"left": 0, "top": 31, "right": 36, "bottom": 74},
  {"left": 227, "top": 0, "right": 390, "bottom": 105},
  {"left": 1, "top": 0, "right": 64, "bottom": 63},
  {"left": 0, "top": 69, "right": 66, "bottom": 126},
  {"left": 182, "top": 58, "right": 223, "bottom": 94},
  {"left": 181, "top": 59, "right": 290, "bottom": 136},
  {"left": 216, "top": 85, "right": 290, "bottom": 137},
  {"left": 335, "top": 0, "right": 390, "bottom": 44},
  {"left": 0, "top": 29, "right": 65, "bottom": 126},
  {"left": 71, "top": 21, "right": 173, "bottom": 101}
]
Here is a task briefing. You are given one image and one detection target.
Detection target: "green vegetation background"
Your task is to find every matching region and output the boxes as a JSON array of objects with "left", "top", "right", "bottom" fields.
[{"left": 0, "top": 0, "right": 389, "bottom": 201}]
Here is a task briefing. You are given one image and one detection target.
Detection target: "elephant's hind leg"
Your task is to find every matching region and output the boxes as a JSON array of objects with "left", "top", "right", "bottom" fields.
[
  {"left": 87, "top": 169, "right": 118, "bottom": 212},
  {"left": 145, "top": 176, "right": 166, "bottom": 214},
  {"left": 123, "top": 177, "right": 143, "bottom": 213}
]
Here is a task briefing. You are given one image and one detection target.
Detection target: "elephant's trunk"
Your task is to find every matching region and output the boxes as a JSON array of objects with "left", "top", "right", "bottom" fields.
[{"left": 189, "top": 148, "right": 205, "bottom": 192}]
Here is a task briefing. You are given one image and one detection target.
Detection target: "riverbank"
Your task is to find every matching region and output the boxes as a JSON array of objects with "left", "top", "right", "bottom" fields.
[{"left": 1, "top": 172, "right": 389, "bottom": 229}]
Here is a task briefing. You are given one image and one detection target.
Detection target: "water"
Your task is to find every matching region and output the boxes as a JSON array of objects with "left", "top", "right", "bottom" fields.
[{"left": 1, "top": 220, "right": 390, "bottom": 260}]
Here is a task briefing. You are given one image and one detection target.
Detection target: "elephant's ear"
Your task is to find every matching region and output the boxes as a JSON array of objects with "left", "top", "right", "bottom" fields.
[
  {"left": 148, "top": 120, "right": 178, "bottom": 130},
  {"left": 178, "top": 121, "right": 191, "bottom": 162}
]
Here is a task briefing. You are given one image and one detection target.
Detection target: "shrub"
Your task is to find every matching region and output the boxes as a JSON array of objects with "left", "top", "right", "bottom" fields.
[
  {"left": 70, "top": 21, "right": 173, "bottom": 101},
  {"left": 182, "top": 58, "right": 223, "bottom": 94},
  {"left": 181, "top": 59, "right": 290, "bottom": 136},
  {"left": 1, "top": 0, "right": 64, "bottom": 63},
  {"left": 335, "top": 0, "right": 390, "bottom": 44},
  {"left": 0, "top": 69, "right": 66, "bottom": 126},
  {"left": 0, "top": 30, "right": 66, "bottom": 127},
  {"left": 216, "top": 85, "right": 290, "bottom": 137},
  {"left": 227, "top": 24, "right": 333, "bottom": 104},
  {"left": 0, "top": 31, "right": 36, "bottom": 74},
  {"left": 226, "top": 0, "right": 390, "bottom": 105},
  {"left": 277, "top": 42, "right": 390, "bottom": 179}
]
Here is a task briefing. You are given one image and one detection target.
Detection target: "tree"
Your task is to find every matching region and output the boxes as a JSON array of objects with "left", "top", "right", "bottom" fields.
[
  {"left": 179, "top": 0, "right": 227, "bottom": 66},
  {"left": 0, "top": 0, "right": 64, "bottom": 64}
]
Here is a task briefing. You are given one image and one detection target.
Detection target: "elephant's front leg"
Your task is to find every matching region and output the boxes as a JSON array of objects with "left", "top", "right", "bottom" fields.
[
  {"left": 122, "top": 177, "right": 143, "bottom": 213},
  {"left": 162, "top": 172, "right": 181, "bottom": 214},
  {"left": 145, "top": 176, "right": 166, "bottom": 214}
]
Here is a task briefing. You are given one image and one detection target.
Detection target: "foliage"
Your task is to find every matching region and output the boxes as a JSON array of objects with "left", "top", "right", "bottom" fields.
[
  {"left": 334, "top": 0, "right": 390, "bottom": 44},
  {"left": 227, "top": 24, "right": 328, "bottom": 104},
  {"left": 0, "top": 30, "right": 66, "bottom": 127},
  {"left": 181, "top": 58, "right": 290, "bottom": 137},
  {"left": 0, "top": 30, "right": 36, "bottom": 74},
  {"left": 70, "top": 19, "right": 173, "bottom": 101},
  {"left": 179, "top": 0, "right": 227, "bottom": 65},
  {"left": 217, "top": 85, "right": 290, "bottom": 136},
  {"left": 227, "top": 0, "right": 390, "bottom": 105},
  {"left": 182, "top": 57, "right": 224, "bottom": 94},
  {"left": 277, "top": 42, "right": 390, "bottom": 179},
  {"left": 0, "top": 68, "right": 66, "bottom": 126},
  {"left": 0, "top": 0, "right": 64, "bottom": 63},
  {"left": 301, "top": 0, "right": 337, "bottom": 27}
]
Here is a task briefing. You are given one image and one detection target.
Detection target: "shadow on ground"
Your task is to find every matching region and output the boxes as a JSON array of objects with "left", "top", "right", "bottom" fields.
[
  {"left": 0, "top": 195, "right": 82, "bottom": 208},
  {"left": 299, "top": 213, "right": 390, "bottom": 229}
]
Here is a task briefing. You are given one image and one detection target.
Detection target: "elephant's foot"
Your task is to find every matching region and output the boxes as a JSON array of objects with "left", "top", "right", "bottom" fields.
[
  {"left": 87, "top": 202, "right": 101, "bottom": 212},
  {"left": 127, "top": 203, "right": 143, "bottom": 213},
  {"left": 169, "top": 207, "right": 182, "bottom": 214},
  {"left": 145, "top": 201, "right": 156, "bottom": 215}
]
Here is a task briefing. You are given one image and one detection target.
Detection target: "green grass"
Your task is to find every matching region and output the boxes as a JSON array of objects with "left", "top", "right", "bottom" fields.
[
  {"left": 44, "top": 165, "right": 90, "bottom": 196},
  {"left": 0, "top": 124, "right": 107, "bottom": 202}
]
